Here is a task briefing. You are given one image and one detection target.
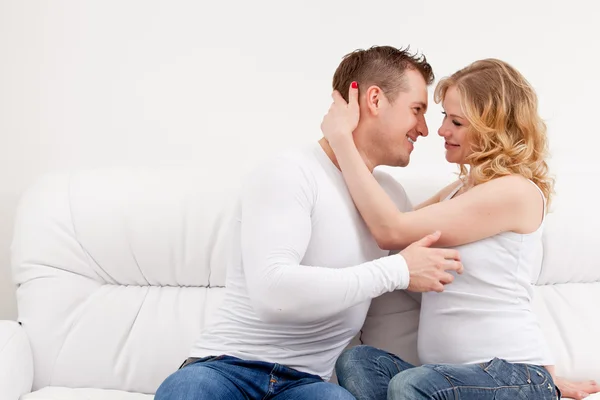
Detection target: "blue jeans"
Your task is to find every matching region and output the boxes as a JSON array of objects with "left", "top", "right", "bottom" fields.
[
  {"left": 335, "top": 345, "right": 560, "bottom": 400},
  {"left": 155, "top": 355, "right": 355, "bottom": 400}
]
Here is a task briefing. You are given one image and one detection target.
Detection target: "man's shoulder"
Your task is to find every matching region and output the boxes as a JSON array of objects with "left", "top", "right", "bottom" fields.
[
  {"left": 243, "top": 144, "right": 321, "bottom": 189},
  {"left": 253, "top": 145, "right": 318, "bottom": 174},
  {"left": 373, "top": 168, "right": 412, "bottom": 212}
]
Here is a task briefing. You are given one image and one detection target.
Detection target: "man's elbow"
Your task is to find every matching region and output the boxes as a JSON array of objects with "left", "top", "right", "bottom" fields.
[
  {"left": 248, "top": 286, "right": 297, "bottom": 324},
  {"left": 250, "top": 288, "right": 319, "bottom": 324}
]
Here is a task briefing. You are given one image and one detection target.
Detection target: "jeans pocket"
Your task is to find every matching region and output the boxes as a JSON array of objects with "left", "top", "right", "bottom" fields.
[
  {"left": 526, "top": 365, "right": 560, "bottom": 398},
  {"left": 478, "top": 359, "right": 558, "bottom": 399},
  {"left": 525, "top": 365, "right": 551, "bottom": 386},
  {"left": 481, "top": 358, "right": 543, "bottom": 387},
  {"left": 179, "top": 355, "right": 223, "bottom": 369}
]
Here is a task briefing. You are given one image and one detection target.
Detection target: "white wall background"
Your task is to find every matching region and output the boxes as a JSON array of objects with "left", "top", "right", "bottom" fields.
[{"left": 1, "top": 0, "right": 599, "bottom": 320}]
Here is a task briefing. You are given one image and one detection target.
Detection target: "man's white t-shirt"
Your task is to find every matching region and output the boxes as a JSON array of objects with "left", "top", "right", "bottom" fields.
[{"left": 190, "top": 142, "right": 412, "bottom": 380}]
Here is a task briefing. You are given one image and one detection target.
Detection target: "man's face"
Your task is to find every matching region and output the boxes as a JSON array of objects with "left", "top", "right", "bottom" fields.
[{"left": 370, "top": 69, "right": 429, "bottom": 167}]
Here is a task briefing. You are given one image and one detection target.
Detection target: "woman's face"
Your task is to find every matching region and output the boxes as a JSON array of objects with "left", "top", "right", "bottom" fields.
[{"left": 438, "top": 86, "right": 471, "bottom": 164}]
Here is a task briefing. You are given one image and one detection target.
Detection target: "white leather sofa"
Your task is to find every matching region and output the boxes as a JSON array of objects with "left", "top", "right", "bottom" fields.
[{"left": 1, "top": 166, "right": 599, "bottom": 400}]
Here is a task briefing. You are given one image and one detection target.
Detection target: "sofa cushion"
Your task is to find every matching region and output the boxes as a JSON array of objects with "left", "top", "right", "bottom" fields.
[{"left": 12, "top": 168, "right": 234, "bottom": 394}]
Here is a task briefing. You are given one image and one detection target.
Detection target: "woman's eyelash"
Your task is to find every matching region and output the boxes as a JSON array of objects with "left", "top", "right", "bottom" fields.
[{"left": 442, "top": 111, "right": 462, "bottom": 126}]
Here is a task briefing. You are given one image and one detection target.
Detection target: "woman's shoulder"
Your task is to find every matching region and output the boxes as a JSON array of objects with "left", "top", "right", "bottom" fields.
[
  {"left": 480, "top": 175, "right": 540, "bottom": 196},
  {"left": 478, "top": 175, "right": 546, "bottom": 232}
]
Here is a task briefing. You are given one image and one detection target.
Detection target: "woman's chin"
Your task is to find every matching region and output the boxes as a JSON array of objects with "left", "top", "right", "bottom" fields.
[
  {"left": 445, "top": 156, "right": 465, "bottom": 166},
  {"left": 445, "top": 154, "right": 457, "bottom": 163}
]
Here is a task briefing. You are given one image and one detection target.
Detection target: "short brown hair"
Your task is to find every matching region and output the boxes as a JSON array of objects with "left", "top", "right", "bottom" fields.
[{"left": 332, "top": 45, "right": 434, "bottom": 102}]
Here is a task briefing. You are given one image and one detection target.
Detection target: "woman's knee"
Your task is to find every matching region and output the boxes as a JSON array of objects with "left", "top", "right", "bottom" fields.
[
  {"left": 335, "top": 345, "right": 383, "bottom": 379},
  {"left": 388, "top": 367, "right": 442, "bottom": 400}
]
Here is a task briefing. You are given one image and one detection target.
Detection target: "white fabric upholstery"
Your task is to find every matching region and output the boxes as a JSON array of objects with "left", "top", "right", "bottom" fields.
[
  {"left": 21, "top": 387, "right": 153, "bottom": 400},
  {"left": 14, "top": 388, "right": 588, "bottom": 400},
  {"left": 10, "top": 168, "right": 234, "bottom": 397},
  {"left": 0, "top": 320, "right": 33, "bottom": 400},
  {"left": 4, "top": 166, "right": 600, "bottom": 399}
]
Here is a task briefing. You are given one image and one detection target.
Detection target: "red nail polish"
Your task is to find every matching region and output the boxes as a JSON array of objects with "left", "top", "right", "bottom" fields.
[{"left": 351, "top": 81, "right": 358, "bottom": 89}]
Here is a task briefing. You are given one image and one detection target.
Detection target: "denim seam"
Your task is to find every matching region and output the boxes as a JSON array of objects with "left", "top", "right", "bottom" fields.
[
  {"left": 261, "top": 364, "right": 279, "bottom": 400},
  {"left": 435, "top": 370, "right": 459, "bottom": 400},
  {"left": 430, "top": 365, "right": 551, "bottom": 398},
  {"left": 381, "top": 355, "right": 403, "bottom": 375},
  {"left": 525, "top": 365, "right": 532, "bottom": 383},
  {"left": 526, "top": 365, "right": 552, "bottom": 387},
  {"left": 431, "top": 381, "right": 553, "bottom": 396}
]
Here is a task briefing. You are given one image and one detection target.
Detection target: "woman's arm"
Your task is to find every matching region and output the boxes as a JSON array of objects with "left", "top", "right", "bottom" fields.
[
  {"left": 328, "top": 139, "right": 540, "bottom": 249},
  {"left": 414, "top": 180, "right": 463, "bottom": 211}
]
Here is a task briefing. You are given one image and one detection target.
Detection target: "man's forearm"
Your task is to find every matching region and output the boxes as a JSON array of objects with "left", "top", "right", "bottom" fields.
[{"left": 245, "top": 254, "right": 409, "bottom": 324}]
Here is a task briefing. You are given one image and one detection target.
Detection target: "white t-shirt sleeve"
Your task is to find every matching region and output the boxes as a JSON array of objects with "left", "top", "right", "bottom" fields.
[{"left": 240, "top": 158, "right": 409, "bottom": 324}]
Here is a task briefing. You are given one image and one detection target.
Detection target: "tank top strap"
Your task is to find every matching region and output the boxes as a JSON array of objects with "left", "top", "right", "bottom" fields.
[
  {"left": 443, "top": 181, "right": 464, "bottom": 202},
  {"left": 527, "top": 179, "right": 547, "bottom": 218}
]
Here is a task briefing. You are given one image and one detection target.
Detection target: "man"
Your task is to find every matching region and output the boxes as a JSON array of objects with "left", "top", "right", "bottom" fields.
[{"left": 154, "top": 45, "right": 463, "bottom": 400}]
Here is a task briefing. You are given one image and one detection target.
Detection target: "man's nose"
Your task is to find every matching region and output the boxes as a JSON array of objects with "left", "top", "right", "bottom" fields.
[{"left": 417, "top": 115, "right": 429, "bottom": 137}]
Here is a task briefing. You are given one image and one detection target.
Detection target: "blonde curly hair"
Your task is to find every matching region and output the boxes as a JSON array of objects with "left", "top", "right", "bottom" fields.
[{"left": 434, "top": 59, "right": 554, "bottom": 207}]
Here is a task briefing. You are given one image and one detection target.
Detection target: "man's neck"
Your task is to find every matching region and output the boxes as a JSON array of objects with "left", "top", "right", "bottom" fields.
[{"left": 318, "top": 137, "right": 377, "bottom": 173}]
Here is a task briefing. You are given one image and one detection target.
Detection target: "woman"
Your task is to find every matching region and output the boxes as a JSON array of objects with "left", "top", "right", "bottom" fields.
[{"left": 322, "top": 59, "right": 598, "bottom": 399}]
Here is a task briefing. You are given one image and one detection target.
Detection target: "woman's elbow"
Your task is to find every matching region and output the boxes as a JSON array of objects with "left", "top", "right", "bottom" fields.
[{"left": 373, "top": 229, "right": 407, "bottom": 250}]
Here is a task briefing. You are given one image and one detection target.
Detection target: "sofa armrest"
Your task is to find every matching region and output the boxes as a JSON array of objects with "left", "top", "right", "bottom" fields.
[{"left": 0, "top": 320, "right": 33, "bottom": 400}]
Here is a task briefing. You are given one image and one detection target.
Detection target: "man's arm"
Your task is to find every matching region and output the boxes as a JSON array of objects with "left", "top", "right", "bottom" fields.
[{"left": 240, "top": 158, "right": 410, "bottom": 324}]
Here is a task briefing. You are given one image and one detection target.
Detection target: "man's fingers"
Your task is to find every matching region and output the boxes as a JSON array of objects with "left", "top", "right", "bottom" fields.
[
  {"left": 439, "top": 272, "right": 454, "bottom": 285},
  {"left": 433, "top": 282, "right": 445, "bottom": 293},
  {"left": 439, "top": 248, "right": 461, "bottom": 261},
  {"left": 442, "top": 260, "right": 463, "bottom": 274},
  {"left": 414, "top": 231, "right": 441, "bottom": 247}
]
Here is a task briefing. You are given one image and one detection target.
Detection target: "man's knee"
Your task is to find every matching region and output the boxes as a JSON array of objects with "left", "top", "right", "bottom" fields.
[
  {"left": 307, "top": 383, "right": 356, "bottom": 400},
  {"left": 155, "top": 365, "right": 234, "bottom": 400},
  {"left": 328, "top": 385, "right": 356, "bottom": 400}
]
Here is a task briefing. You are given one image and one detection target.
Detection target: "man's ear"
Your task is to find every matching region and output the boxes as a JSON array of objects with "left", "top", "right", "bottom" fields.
[{"left": 365, "top": 85, "right": 385, "bottom": 116}]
